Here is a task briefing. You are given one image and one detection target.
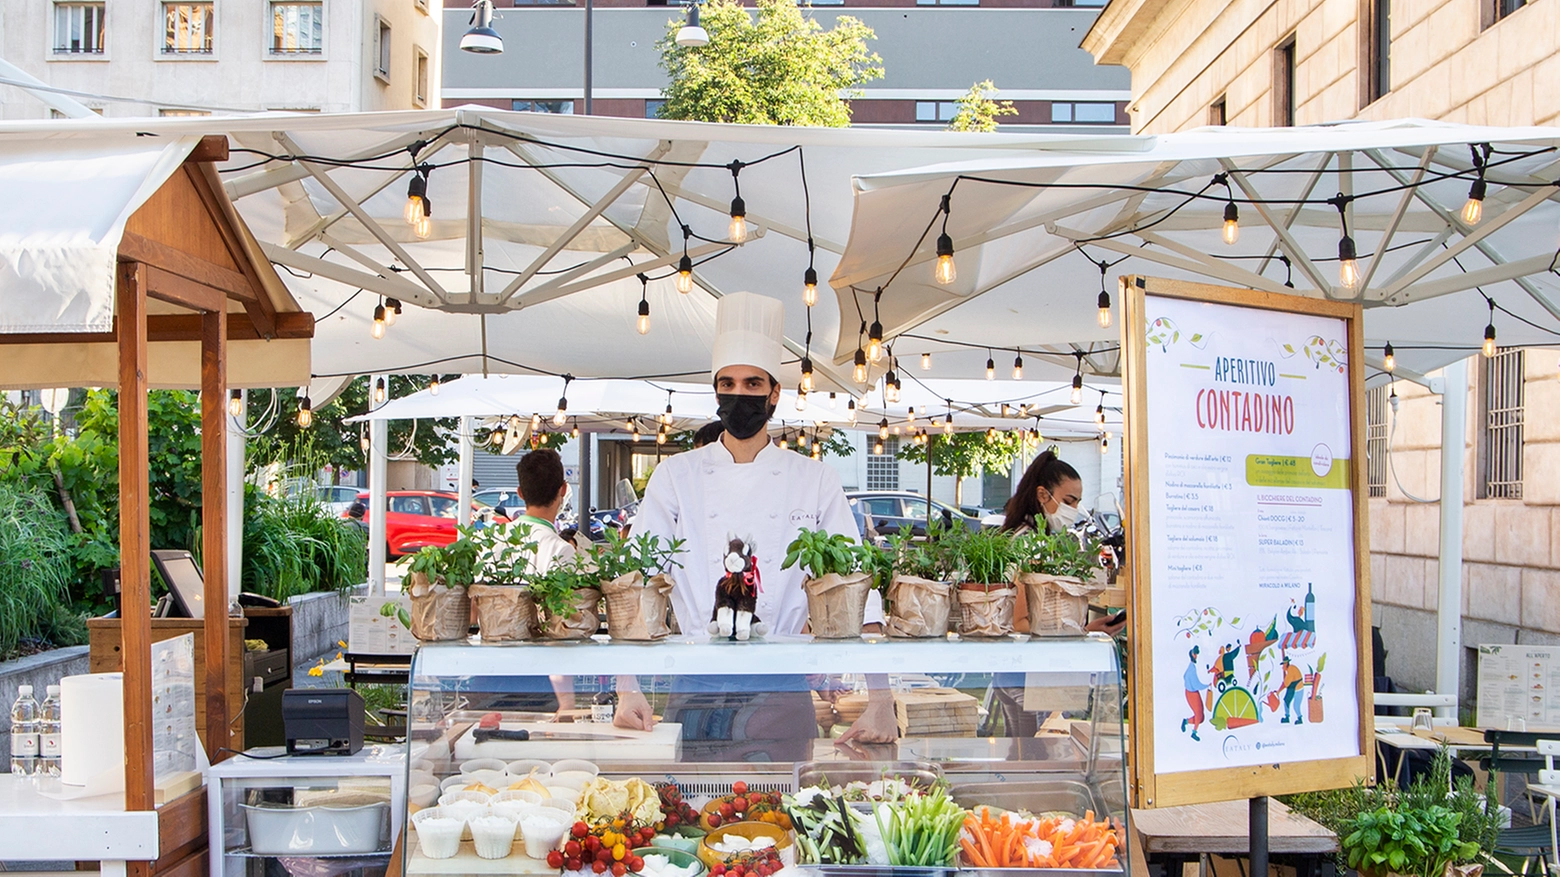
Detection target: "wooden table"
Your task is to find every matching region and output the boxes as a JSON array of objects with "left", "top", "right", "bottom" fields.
[{"left": 1131, "top": 798, "right": 1337, "bottom": 877}]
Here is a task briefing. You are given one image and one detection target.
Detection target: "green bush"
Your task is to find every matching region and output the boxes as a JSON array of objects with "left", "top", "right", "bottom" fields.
[
  {"left": 240, "top": 487, "right": 367, "bottom": 602},
  {"left": 0, "top": 483, "right": 86, "bottom": 657}
]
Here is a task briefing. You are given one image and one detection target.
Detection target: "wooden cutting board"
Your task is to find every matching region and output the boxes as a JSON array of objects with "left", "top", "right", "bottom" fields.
[{"left": 452, "top": 721, "right": 683, "bottom": 762}]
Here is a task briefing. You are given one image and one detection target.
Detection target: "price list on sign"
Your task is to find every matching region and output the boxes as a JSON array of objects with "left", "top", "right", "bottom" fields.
[{"left": 1476, "top": 644, "right": 1560, "bottom": 729}]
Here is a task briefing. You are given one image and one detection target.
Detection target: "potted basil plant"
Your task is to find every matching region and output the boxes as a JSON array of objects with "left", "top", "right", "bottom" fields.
[{"left": 783, "top": 529, "right": 873, "bottom": 639}]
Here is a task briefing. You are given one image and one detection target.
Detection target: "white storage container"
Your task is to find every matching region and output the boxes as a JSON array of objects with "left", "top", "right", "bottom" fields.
[{"left": 242, "top": 802, "right": 389, "bottom": 855}]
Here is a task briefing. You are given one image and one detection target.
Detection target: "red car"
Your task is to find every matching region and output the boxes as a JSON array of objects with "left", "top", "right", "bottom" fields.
[{"left": 347, "top": 491, "right": 506, "bottom": 557}]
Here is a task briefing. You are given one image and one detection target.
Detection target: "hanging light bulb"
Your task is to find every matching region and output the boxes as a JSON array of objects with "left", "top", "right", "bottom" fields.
[
  {"left": 847, "top": 398, "right": 857, "bottom": 424},
  {"left": 934, "top": 231, "right": 957, "bottom": 285},
  {"left": 986, "top": 426, "right": 997, "bottom": 441},
  {"left": 867, "top": 321, "right": 884, "bottom": 363},
  {"left": 811, "top": 442, "right": 822, "bottom": 459},
  {"left": 800, "top": 431, "right": 811, "bottom": 449},
  {"left": 531, "top": 412, "right": 542, "bottom": 431},
  {"left": 921, "top": 352, "right": 931, "bottom": 370},
  {"left": 371, "top": 304, "right": 387, "bottom": 339},
  {"left": 878, "top": 418, "right": 889, "bottom": 440},
  {"left": 853, "top": 346, "right": 868, "bottom": 384},
  {"left": 884, "top": 371, "right": 900, "bottom": 403},
  {"left": 943, "top": 414, "right": 954, "bottom": 434},
  {"left": 384, "top": 298, "right": 402, "bottom": 327},
  {"left": 796, "top": 388, "right": 808, "bottom": 412},
  {"left": 1095, "top": 399, "right": 1106, "bottom": 428},
  {"left": 1222, "top": 201, "right": 1240, "bottom": 245},
  {"left": 1383, "top": 343, "right": 1396, "bottom": 373},
  {"left": 801, "top": 357, "right": 814, "bottom": 393},
  {"left": 429, "top": 375, "right": 440, "bottom": 395},
  {"left": 907, "top": 406, "right": 917, "bottom": 426},
  {"left": 662, "top": 402, "right": 674, "bottom": 425},
  {"left": 1070, "top": 374, "right": 1083, "bottom": 406},
  {"left": 554, "top": 396, "right": 568, "bottom": 426},
  {"left": 224, "top": 388, "right": 242, "bottom": 418},
  {"left": 803, "top": 267, "right": 818, "bottom": 308},
  {"left": 1013, "top": 353, "right": 1024, "bottom": 381},
  {"left": 828, "top": 392, "right": 837, "bottom": 409},
  {"left": 873, "top": 438, "right": 884, "bottom": 455},
  {"left": 657, "top": 424, "right": 668, "bottom": 445},
  {"left": 368, "top": 378, "right": 383, "bottom": 405},
  {"left": 404, "top": 172, "right": 427, "bottom": 226},
  {"left": 571, "top": 418, "right": 580, "bottom": 439},
  {"left": 296, "top": 394, "right": 313, "bottom": 428},
  {"left": 675, "top": 254, "right": 694, "bottom": 294},
  {"left": 637, "top": 297, "right": 651, "bottom": 335},
  {"left": 727, "top": 184, "right": 749, "bottom": 243},
  {"left": 1338, "top": 235, "right": 1360, "bottom": 289},
  {"left": 1463, "top": 177, "right": 1487, "bottom": 225},
  {"left": 1097, "top": 287, "right": 1113, "bottom": 329},
  {"left": 1100, "top": 433, "right": 1110, "bottom": 455},
  {"left": 986, "top": 353, "right": 995, "bottom": 381},
  {"left": 1484, "top": 321, "right": 1497, "bottom": 358},
  {"left": 631, "top": 421, "right": 641, "bottom": 442},
  {"left": 413, "top": 202, "right": 432, "bottom": 240},
  {"left": 778, "top": 431, "right": 790, "bottom": 451}
]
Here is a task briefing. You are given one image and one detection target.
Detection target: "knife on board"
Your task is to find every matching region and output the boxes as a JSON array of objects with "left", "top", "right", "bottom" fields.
[{"left": 473, "top": 727, "right": 636, "bottom": 743}]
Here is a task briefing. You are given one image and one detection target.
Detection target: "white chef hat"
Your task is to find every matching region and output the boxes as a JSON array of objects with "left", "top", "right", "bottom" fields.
[{"left": 711, "top": 292, "right": 784, "bottom": 381}]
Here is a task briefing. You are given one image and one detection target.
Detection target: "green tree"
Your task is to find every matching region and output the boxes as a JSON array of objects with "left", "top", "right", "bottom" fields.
[
  {"left": 656, "top": 0, "right": 884, "bottom": 126},
  {"left": 246, "top": 375, "right": 459, "bottom": 477},
  {"left": 896, "top": 430, "right": 1027, "bottom": 505},
  {"left": 948, "top": 80, "right": 1017, "bottom": 132}
]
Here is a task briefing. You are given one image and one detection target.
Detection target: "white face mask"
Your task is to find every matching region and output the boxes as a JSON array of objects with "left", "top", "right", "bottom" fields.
[{"left": 1046, "top": 502, "right": 1083, "bottom": 533}]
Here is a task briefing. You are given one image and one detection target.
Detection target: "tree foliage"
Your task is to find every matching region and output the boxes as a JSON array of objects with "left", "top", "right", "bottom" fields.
[
  {"left": 948, "top": 80, "right": 1018, "bottom": 132},
  {"left": 895, "top": 430, "right": 1027, "bottom": 481},
  {"left": 656, "top": 0, "right": 884, "bottom": 126},
  {"left": 247, "top": 375, "right": 459, "bottom": 476}
]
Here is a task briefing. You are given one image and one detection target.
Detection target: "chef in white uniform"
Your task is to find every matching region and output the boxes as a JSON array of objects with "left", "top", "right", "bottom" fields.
[{"left": 635, "top": 292, "right": 884, "bottom": 637}]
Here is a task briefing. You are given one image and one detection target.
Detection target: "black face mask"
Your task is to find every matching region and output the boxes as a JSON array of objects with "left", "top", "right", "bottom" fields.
[{"left": 715, "top": 393, "right": 774, "bottom": 440}]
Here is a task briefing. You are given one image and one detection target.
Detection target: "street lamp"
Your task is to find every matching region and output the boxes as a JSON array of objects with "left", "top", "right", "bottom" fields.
[
  {"left": 460, "top": 0, "right": 503, "bottom": 54},
  {"left": 676, "top": 2, "right": 709, "bottom": 47}
]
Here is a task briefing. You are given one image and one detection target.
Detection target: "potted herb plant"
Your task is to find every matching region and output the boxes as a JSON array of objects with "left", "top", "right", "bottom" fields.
[
  {"left": 783, "top": 529, "right": 873, "bottom": 639},
  {"left": 529, "top": 554, "right": 603, "bottom": 640},
  {"left": 881, "top": 530, "right": 952, "bottom": 638},
  {"left": 1013, "top": 530, "right": 1106, "bottom": 635},
  {"left": 598, "top": 531, "right": 685, "bottom": 641},
  {"left": 405, "top": 532, "right": 481, "bottom": 641},
  {"left": 946, "top": 526, "right": 1018, "bottom": 637},
  {"left": 467, "top": 524, "right": 540, "bottom": 642}
]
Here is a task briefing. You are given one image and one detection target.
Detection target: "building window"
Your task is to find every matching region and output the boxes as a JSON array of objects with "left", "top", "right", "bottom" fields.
[
  {"left": 1052, "top": 102, "right": 1118, "bottom": 124},
  {"left": 413, "top": 47, "right": 429, "bottom": 106},
  {"left": 1209, "top": 96, "right": 1227, "bottom": 126},
  {"left": 1274, "top": 36, "right": 1296, "bottom": 126},
  {"left": 374, "top": 16, "right": 391, "bottom": 80},
  {"left": 163, "top": 2, "right": 214, "bottom": 54},
  {"left": 644, "top": 99, "right": 665, "bottom": 119},
  {"left": 54, "top": 3, "right": 106, "bottom": 54},
  {"left": 914, "top": 101, "right": 958, "bottom": 123},
  {"left": 1478, "top": 348, "right": 1524, "bottom": 499},
  {"left": 1366, "top": 385, "right": 1387, "bottom": 498},
  {"left": 270, "top": 2, "right": 322, "bottom": 55},
  {"left": 1486, "top": 0, "right": 1525, "bottom": 25},
  {"left": 866, "top": 438, "right": 900, "bottom": 491},
  {"left": 1363, "top": 0, "right": 1390, "bottom": 103},
  {"left": 512, "top": 100, "right": 575, "bottom": 114}
]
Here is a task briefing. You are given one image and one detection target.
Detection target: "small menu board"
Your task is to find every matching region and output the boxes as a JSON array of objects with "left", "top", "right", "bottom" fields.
[
  {"left": 1476, "top": 644, "right": 1560, "bottom": 729},
  {"left": 349, "top": 594, "right": 416, "bottom": 655}
]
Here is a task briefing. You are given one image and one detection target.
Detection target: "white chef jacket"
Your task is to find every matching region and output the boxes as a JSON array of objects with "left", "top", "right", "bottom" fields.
[
  {"left": 492, "top": 514, "right": 576, "bottom": 575},
  {"left": 635, "top": 441, "right": 883, "bottom": 638}
]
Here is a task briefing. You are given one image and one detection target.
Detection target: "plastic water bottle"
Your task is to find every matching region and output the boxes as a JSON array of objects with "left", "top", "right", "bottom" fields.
[
  {"left": 37, "top": 685, "right": 61, "bottom": 777},
  {"left": 10, "top": 685, "right": 39, "bottom": 776}
]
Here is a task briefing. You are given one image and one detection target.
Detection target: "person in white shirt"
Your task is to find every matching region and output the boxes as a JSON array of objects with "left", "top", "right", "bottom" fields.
[
  {"left": 503, "top": 449, "right": 576, "bottom": 576},
  {"left": 634, "top": 292, "right": 896, "bottom": 748}
]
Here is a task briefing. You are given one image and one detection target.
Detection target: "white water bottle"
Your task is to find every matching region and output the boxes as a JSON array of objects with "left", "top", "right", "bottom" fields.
[
  {"left": 37, "top": 685, "right": 61, "bottom": 777},
  {"left": 10, "top": 685, "right": 40, "bottom": 776}
]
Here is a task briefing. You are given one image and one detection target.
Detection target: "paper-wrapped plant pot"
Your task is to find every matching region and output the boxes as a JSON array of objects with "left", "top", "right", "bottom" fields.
[
  {"left": 602, "top": 572, "right": 675, "bottom": 641},
  {"left": 540, "top": 588, "right": 603, "bottom": 640},
  {"left": 802, "top": 572, "right": 871, "bottom": 639},
  {"left": 1018, "top": 573, "right": 1105, "bottom": 635},
  {"left": 408, "top": 572, "right": 471, "bottom": 642},
  {"left": 884, "top": 575, "right": 952, "bottom": 638},
  {"left": 469, "top": 584, "right": 538, "bottom": 642},
  {"left": 956, "top": 583, "right": 1016, "bottom": 638}
]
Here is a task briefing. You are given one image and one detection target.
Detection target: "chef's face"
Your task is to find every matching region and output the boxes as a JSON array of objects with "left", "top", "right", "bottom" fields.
[
  {"left": 1036, "top": 476, "right": 1083, "bottom": 515},
  {"left": 714, "top": 365, "right": 781, "bottom": 404}
]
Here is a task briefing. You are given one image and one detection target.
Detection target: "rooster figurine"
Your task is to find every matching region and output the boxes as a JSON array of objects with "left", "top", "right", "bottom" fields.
[{"left": 709, "top": 533, "right": 767, "bottom": 641}]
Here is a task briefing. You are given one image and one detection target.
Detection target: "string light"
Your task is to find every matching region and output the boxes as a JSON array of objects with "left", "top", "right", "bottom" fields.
[
  {"left": 986, "top": 351, "right": 995, "bottom": 381},
  {"left": 405, "top": 166, "right": 431, "bottom": 238},
  {"left": 853, "top": 346, "right": 868, "bottom": 384},
  {"left": 878, "top": 418, "right": 889, "bottom": 440},
  {"left": 296, "top": 393, "right": 312, "bottom": 428},
  {"left": 636, "top": 273, "right": 651, "bottom": 335},
  {"left": 727, "top": 161, "right": 749, "bottom": 243},
  {"left": 1070, "top": 354, "right": 1083, "bottom": 406},
  {"left": 429, "top": 375, "right": 440, "bottom": 395},
  {"left": 570, "top": 418, "right": 580, "bottom": 439},
  {"left": 847, "top": 398, "right": 857, "bottom": 424},
  {"left": 907, "top": 406, "right": 917, "bottom": 426},
  {"left": 873, "top": 438, "right": 884, "bottom": 455},
  {"left": 1222, "top": 200, "right": 1240, "bottom": 245},
  {"left": 1332, "top": 197, "right": 1360, "bottom": 290},
  {"left": 803, "top": 267, "right": 818, "bottom": 308},
  {"left": 1096, "top": 261, "right": 1113, "bottom": 329},
  {"left": 828, "top": 392, "right": 837, "bottom": 409},
  {"left": 796, "top": 387, "right": 808, "bottom": 412},
  {"left": 657, "top": 423, "right": 668, "bottom": 445},
  {"left": 374, "top": 378, "right": 386, "bottom": 404},
  {"left": 1463, "top": 144, "right": 1491, "bottom": 225},
  {"left": 228, "top": 389, "right": 243, "bottom": 417},
  {"left": 986, "top": 426, "right": 997, "bottom": 441},
  {"left": 531, "top": 412, "right": 542, "bottom": 431},
  {"left": 1012, "top": 352, "right": 1024, "bottom": 381},
  {"left": 1095, "top": 391, "right": 1106, "bottom": 428},
  {"left": 384, "top": 297, "right": 402, "bottom": 327},
  {"left": 554, "top": 377, "right": 570, "bottom": 426},
  {"left": 1000, "top": 403, "right": 1010, "bottom": 417},
  {"left": 934, "top": 195, "right": 956, "bottom": 285},
  {"left": 1483, "top": 299, "right": 1497, "bottom": 358},
  {"left": 884, "top": 365, "right": 900, "bottom": 403},
  {"left": 631, "top": 420, "right": 641, "bottom": 442},
  {"left": 921, "top": 352, "right": 931, "bottom": 370},
  {"left": 811, "top": 442, "right": 822, "bottom": 460},
  {"left": 1100, "top": 432, "right": 1110, "bottom": 455},
  {"left": 801, "top": 356, "right": 814, "bottom": 393},
  {"left": 371, "top": 303, "right": 387, "bottom": 339},
  {"left": 779, "top": 431, "right": 789, "bottom": 451},
  {"left": 1383, "top": 342, "right": 1395, "bottom": 373},
  {"left": 868, "top": 289, "right": 885, "bottom": 362},
  {"left": 662, "top": 395, "right": 674, "bottom": 425}
]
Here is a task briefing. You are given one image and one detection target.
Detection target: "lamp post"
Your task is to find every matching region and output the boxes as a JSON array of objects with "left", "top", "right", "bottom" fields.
[
  {"left": 676, "top": 1, "right": 709, "bottom": 47},
  {"left": 584, "top": 0, "right": 593, "bottom": 114},
  {"left": 460, "top": 0, "right": 503, "bottom": 53}
]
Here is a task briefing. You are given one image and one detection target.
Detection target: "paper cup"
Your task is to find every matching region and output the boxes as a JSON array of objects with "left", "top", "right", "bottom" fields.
[
  {"left": 470, "top": 813, "right": 520, "bottom": 859},
  {"left": 550, "top": 759, "right": 599, "bottom": 776},
  {"left": 411, "top": 807, "right": 465, "bottom": 860},
  {"left": 506, "top": 759, "right": 553, "bottom": 778},
  {"left": 521, "top": 811, "right": 571, "bottom": 859}
]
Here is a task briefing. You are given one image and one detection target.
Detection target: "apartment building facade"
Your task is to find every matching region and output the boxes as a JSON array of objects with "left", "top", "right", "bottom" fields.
[
  {"left": 0, "top": 0, "right": 442, "bottom": 117},
  {"left": 440, "top": 0, "right": 1132, "bottom": 133}
]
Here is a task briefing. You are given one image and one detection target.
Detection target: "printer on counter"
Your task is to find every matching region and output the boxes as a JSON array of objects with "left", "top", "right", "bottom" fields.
[{"left": 282, "top": 688, "right": 365, "bottom": 756}]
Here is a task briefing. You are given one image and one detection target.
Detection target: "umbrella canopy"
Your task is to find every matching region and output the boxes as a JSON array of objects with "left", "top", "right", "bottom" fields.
[{"left": 830, "top": 119, "right": 1560, "bottom": 382}]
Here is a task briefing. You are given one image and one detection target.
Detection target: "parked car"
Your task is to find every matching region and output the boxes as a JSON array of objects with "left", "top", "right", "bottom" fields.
[
  {"left": 314, "top": 485, "right": 361, "bottom": 517},
  {"left": 474, "top": 488, "right": 578, "bottom": 529},
  {"left": 844, "top": 491, "right": 982, "bottom": 541},
  {"left": 346, "top": 491, "right": 507, "bottom": 558}
]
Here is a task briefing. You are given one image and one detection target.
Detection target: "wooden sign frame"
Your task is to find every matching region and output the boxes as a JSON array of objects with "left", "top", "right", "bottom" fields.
[{"left": 1121, "top": 276, "right": 1373, "bottom": 808}]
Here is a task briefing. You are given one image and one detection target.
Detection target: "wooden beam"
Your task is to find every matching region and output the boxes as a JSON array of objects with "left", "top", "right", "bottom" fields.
[
  {"left": 116, "top": 261, "right": 155, "bottom": 831},
  {"left": 119, "top": 233, "right": 255, "bottom": 301},
  {"left": 186, "top": 135, "right": 230, "bottom": 164},
  {"left": 183, "top": 165, "right": 279, "bottom": 339},
  {"left": 145, "top": 266, "right": 225, "bottom": 313},
  {"left": 200, "top": 308, "right": 229, "bottom": 763},
  {"left": 0, "top": 312, "right": 314, "bottom": 345}
]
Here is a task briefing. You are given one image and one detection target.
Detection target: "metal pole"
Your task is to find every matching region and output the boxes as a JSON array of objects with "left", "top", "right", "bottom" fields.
[
  {"left": 583, "top": 0, "right": 593, "bottom": 115},
  {"left": 368, "top": 375, "right": 389, "bottom": 596},
  {"left": 1436, "top": 358, "right": 1468, "bottom": 719},
  {"left": 1249, "top": 796, "right": 1269, "bottom": 877},
  {"left": 580, "top": 434, "right": 594, "bottom": 521},
  {"left": 926, "top": 436, "right": 935, "bottom": 531},
  {"left": 226, "top": 390, "right": 246, "bottom": 609},
  {"left": 457, "top": 415, "right": 475, "bottom": 529}
]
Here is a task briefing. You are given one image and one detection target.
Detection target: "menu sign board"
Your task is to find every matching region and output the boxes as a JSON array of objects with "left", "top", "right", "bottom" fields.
[
  {"left": 1122, "top": 277, "right": 1372, "bottom": 808},
  {"left": 1476, "top": 644, "right": 1560, "bottom": 729}
]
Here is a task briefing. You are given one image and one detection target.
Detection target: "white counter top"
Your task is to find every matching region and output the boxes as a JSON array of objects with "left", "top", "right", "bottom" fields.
[{"left": 0, "top": 775, "right": 159, "bottom": 861}]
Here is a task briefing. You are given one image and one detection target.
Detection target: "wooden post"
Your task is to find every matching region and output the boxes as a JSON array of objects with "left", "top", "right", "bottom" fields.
[
  {"left": 200, "top": 307, "right": 229, "bottom": 762},
  {"left": 116, "top": 261, "right": 155, "bottom": 825}
]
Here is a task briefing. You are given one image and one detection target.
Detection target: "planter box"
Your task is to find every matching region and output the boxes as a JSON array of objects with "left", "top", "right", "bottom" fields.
[
  {"left": 288, "top": 586, "right": 361, "bottom": 668},
  {"left": 0, "top": 645, "right": 90, "bottom": 768}
]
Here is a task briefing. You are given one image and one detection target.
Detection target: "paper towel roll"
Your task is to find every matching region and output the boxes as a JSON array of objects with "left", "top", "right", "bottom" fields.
[{"left": 61, "top": 672, "right": 124, "bottom": 788}]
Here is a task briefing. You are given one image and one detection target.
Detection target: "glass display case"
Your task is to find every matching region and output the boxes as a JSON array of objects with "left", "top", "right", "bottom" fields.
[{"left": 403, "top": 636, "right": 1128, "bottom": 877}]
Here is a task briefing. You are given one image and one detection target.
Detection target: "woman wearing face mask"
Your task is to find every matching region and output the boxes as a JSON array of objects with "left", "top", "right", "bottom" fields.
[{"left": 1000, "top": 450, "right": 1084, "bottom": 535}]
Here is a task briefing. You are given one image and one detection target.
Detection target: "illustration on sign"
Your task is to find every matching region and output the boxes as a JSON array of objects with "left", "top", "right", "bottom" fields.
[{"left": 1144, "top": 294, "right": 1360, "bottom": 773}]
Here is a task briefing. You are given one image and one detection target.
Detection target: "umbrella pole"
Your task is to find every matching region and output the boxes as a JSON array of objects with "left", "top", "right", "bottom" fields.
[
  {"left": 926, "top": 436, "right": 934, "bottom": 531},
  {"left": 368, "top": 374, "right": 388, "bottom": 596},
  {"left": 458, "top": 415, "right": 474, "bottom": 529}
]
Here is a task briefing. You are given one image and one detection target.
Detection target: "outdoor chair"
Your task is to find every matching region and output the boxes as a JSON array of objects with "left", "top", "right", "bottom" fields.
[
  {"left": 1493, "top": 739, "right": 1560, "bottom": 877},
  {"left": 1484, "top": 730, "right": 1552, "bottom": 824}
]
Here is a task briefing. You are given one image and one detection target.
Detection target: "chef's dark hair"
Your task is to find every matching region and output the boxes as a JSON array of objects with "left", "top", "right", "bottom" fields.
[
  {"left": 517, "top": 449, "right": 566, "bottom": 507},
  {"left": 1001, "top": 450, "right": 1080, "bottom": 532}
]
